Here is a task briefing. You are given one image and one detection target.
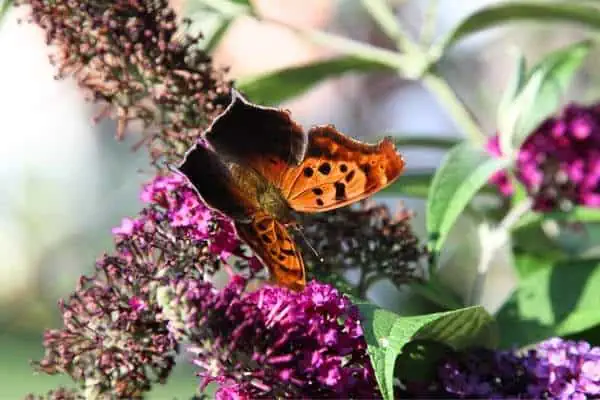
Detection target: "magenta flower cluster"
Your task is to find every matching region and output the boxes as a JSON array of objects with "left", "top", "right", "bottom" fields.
[
  {"left": 113, "top": 173, "right": 259, "bottom": 270},
  {"left": 162, "top": 277, "right": 380, "bottom": 399},
  {"left": 488, "top": 103, "right": 600, "bottom": 211}
]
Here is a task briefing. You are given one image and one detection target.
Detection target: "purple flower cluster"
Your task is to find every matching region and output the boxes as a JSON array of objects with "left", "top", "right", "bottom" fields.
[
  {"left": 34, "top": 255, "right": 179, "bottom": 399},
  {"left": 18, "top": 0, "right": 231, "bottom": 166},
  {"left": 113, "top": 173, "right": 260, "bottom": 272},
  {"left": 32, "top": 171, "right": 265, "bottom": 398},
  {"left": 161, "top": 277, "right": 380, "bottom": 399},
  {"left": 405, "top": 338, "right": 600, "bottom": 399},
  {"left": 488, "top": 103, "right": 600, "bottom": 211},
  {"left": 532, "top": 338, "right": 600, "bottom": 399}
]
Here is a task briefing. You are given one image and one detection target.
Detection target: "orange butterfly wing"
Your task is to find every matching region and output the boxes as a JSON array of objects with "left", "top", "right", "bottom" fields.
[
  {"left": 234, "top": 211, "right": 305, "bottom": 291},
  {"left": 280, "top": 125, "right": 405, "bottom": 212},
  {"left": 192, "top": 90, "right": 404, "bottom": 292}
]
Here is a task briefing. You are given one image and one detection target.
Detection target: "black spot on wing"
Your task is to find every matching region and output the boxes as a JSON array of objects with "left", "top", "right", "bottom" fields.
[
  {"left": 345, "top": 170, "right": 355, "bottom": 183},
  {"left": 281, "top": 248, "right": 295, "bottom": 256},
  {"left": 261, "top": 234, "right": 272, "bottom": 244},
  {"left": 318, "top": 163, "right": 331, "bottom": 175},
  {"left": 334, "top": 182, "right": 346, "bottom": 200},
  {"left": 278, "top": 263, "right": 293, "bottom": 272}
]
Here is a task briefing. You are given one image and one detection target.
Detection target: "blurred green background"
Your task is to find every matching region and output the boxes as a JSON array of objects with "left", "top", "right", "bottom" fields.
[{"left": 2, "top": 0, "right": 600, "bottom": 397}]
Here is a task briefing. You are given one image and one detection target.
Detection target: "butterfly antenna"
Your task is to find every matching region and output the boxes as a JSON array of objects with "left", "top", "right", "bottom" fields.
[{"left": 292, "top": 225, "right": 324, "bottom": 263}]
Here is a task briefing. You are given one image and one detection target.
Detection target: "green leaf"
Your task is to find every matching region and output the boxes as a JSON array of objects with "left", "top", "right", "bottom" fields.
[
  {"left": 184, "top": 0, "right": 253, "bottom": 53},
  {"left": 358, "top": 304, "right": 497, "bottom": 399},
  {"left": 410, "top": 306, "right": 498, "bottom": 349},
  {"left": 426, "top": 143, "right": 510, "bottom": 252},
  {"left": 508, "top": 41, "right": 591, "bottom": 151},
  {"left": 497, "top": 50, "right": 527, "bottom": 155},
  {"left": 236, "top": 56, "right": 392, "bottom": 106},
  {"left": 393, "top": 136, "right": 460, "bottom": 149},
  {"left": 202, "top": 19, "right": 233, "bottom": 53},
  {"left": 395, "top": 340, "right": 452, "bottom": 383},
  {"left": 409, "top": 276, "right": 464, "bottom": 310},
  {"left": 515, "top": 206, "right": 600, "bottom": 231},
  {"left": 0, "top": 0, "right": 13, "bottom": 29},
  {"left": 437, "top": 2, "right": 600, "bottom": 53},
  {"left": 566, "top": 207, "right": 600, "bottom": 222},
  {"left": 511, "top": 252, "right": 560, "bottom": 279},
  {"left": 496, "top": 258, "right": 600, "bottom": 347},
  {"left": 380, "top": 171, "right": 434, "bottom": 198},
  {"left": 357, "top": 303, "right": 404, "bottom": 400},
  {"left": 360, "top": 0, "right": 404, "bottom": 44},
  {"left": 189, "top": 0, "right": 254, "bottom": 18}
]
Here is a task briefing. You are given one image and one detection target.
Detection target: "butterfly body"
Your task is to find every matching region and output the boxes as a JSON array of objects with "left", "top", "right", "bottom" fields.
[
  {"left": 228, "top": 163, "right": 296, "bottom": 225},
  {"left": 178, "top": 89, "right": 405, "bottom": 291}
]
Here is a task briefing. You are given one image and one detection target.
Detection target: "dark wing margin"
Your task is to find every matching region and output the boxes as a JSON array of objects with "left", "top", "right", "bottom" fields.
[
  {"left": 175, "top": 142, "right": 256, "bottom": 223},
  {"left": 205, "top": 89, "right": 308, "bottom": 168}
]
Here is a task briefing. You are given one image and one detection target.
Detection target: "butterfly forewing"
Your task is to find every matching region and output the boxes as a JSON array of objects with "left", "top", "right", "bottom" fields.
[
  {"left": 206, "top": 89, "right": 307, "bottom": 181},
  {"left": 280, "top": 126, "right": 405, "bottom": 212}
]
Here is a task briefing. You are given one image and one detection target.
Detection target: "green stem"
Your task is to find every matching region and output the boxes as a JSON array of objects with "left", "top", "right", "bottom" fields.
[
  {"left": 360, "top": 0, "right": 418, "bottom": 54},
  {"left": 468, "top": 198, "right": 533, "bottom": 306},
  {"left": 208, "top": 3, "right": 487, "bottom": 145},
  {"left": 419, "top": 0, "right": 440, "bottom": 47},
  {"left": 392, "top": 136, "right": 459, "bottom": 149},
  {"left": 265, "top": 18, "right": 410, "bottom": 70}
]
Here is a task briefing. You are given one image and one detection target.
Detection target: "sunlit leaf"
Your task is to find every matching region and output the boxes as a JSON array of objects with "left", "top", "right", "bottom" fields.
[
  {"left": 496, "top": 258, "right": 600, "bottom": 347},
  {"left": 505, "top": 41, "right": 591, "bottom": 153},
  {"left": 358, "top": 303, "right": 496, "bottom": 399},
  {"left": 236, "top": 56, "right": 392, "bottom": 105},
  {"left": 438, "top": 2, "right": 600, "bottom": 53},
  {"left": 427, "top": 143, "right": 510, "bottom": 252}
]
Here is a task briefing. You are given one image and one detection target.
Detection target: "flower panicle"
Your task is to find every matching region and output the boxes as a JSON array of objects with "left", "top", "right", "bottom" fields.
[
  {"left": 159, "top": 277, "right": 382, "bottom": 399},
  {"left": 25, "top": 387, "right": 84, "bottom": 400},
  {"left": 301, "top": 200, "right": 428, "bottom": 292},
  {"left": 489, "top": 102, "right": 600, "bottom": 211},
  {"left": 403, "top": 338, "right": 600, "bottom": 399},
  {"left": 18, "top": 0, "right": 232, "bottom": 167},
  {"left": 30, "top": 172, "right": 259, "bottom": 398}
]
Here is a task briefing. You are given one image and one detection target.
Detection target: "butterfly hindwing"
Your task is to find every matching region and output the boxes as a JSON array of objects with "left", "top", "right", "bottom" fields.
[
  {"left": 235, "top": 211, "right": 305, "bottom": 291},
  {"left": 281, "top": 126, "right": 405, "bottom": 212}
]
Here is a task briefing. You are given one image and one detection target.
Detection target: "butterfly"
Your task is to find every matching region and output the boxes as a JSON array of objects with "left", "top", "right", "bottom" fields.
[{"left": 176, "top": 89, "right": 405, "bottom": 291}]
